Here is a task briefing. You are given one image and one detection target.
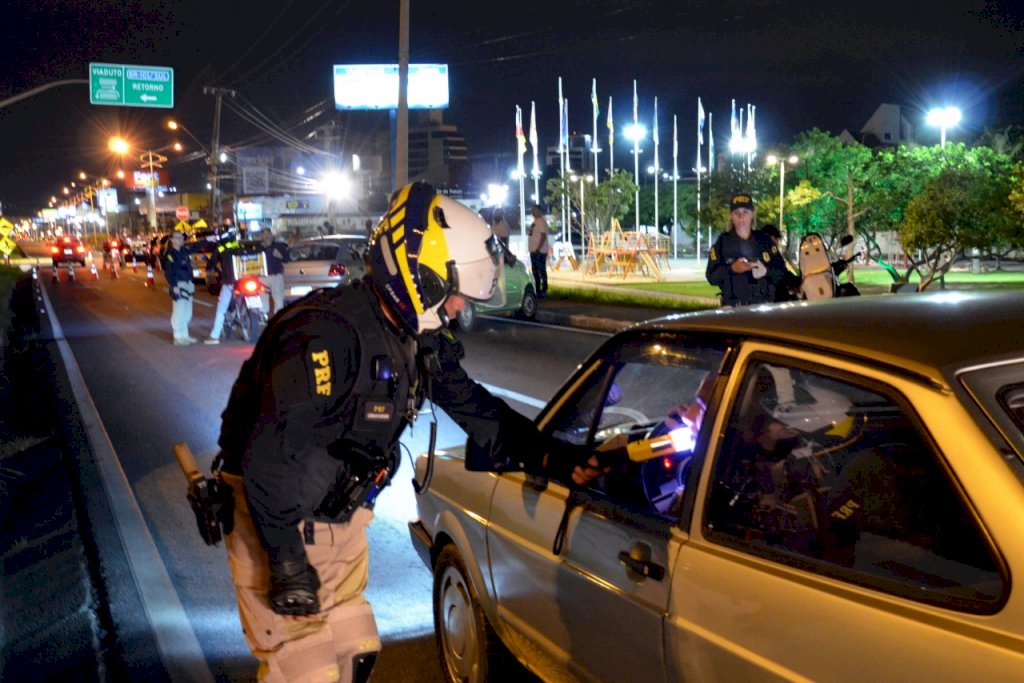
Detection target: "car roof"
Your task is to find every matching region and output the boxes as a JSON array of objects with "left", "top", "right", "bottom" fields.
[{"left": 633, "top": 291, "right": 1024, "bottom": 387}]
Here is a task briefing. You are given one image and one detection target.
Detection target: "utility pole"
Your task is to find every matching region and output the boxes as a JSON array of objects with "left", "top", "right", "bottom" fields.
[
  {"left": 203, "top": 86, "right": 236, "bottom": 226},
  {"left": 395, "top": 0, "right": 409, "bottom": 188}
]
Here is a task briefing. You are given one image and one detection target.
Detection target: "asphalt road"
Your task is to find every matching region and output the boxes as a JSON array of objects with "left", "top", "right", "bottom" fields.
[{"left": 37, "top": 260, "right": 608, "bottom": 681}]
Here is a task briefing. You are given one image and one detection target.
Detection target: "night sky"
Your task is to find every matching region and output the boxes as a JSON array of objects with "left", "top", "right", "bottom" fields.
[{"left": 1, "top": 0, "right": 1022, "bottom": 214}]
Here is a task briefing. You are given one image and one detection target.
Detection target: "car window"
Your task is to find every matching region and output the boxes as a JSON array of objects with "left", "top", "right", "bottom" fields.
[
  {"left": 290, "top": 244, "right": 342, "bottom": 261},
  {"left": 957, "top": 361, "right": 1024, "bottom": 485},
  {"left": 704, "top": 358, "right": 1005, "bottom": 613},
  {"left": 546, "top": 333, "right": 725, "bottom": 518}
]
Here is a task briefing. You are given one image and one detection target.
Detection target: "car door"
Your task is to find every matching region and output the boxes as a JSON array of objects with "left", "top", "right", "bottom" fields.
[
  {"left": 487, "top": 332, "right": 727, "bottom": 681},
  {"left": 667, "top": 342, "right": 1013, "bottom": 681}
]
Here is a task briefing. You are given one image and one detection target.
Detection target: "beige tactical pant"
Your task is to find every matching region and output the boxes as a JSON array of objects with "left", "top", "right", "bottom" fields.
[{"left": 222, "top": 472, "right": 380, "bottom": 683}]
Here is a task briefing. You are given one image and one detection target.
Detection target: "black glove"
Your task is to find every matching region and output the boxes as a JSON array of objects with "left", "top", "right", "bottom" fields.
[
  {"left": 268, "top": 558, "right": 321, "bottom": 616},
  {"left": 543, "top": 439, "right": 620, "bottom": 488}
]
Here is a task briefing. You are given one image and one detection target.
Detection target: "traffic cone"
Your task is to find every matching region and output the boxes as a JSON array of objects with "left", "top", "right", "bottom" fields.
[
  {"left": 67, "top": 263, "right": 76, "bottom": 282},
  {"left": 91, "top": 263, "right": 99, "bottom": 279},
  {"left": 145, "top": 264, "right": 155, "bottom": 287},
  {"left": 131, "top": 256, "right": 138, "bottom": 273}
]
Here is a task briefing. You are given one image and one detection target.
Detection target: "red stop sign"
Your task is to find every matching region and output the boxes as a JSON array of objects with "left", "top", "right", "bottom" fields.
[{"left": 175, "top": 206, "right": 190, "bottom": 221}]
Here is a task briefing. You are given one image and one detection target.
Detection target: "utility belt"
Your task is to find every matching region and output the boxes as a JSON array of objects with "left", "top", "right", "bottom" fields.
[{"left": 314, "top": 443, "right": 399, "bottom": 524}]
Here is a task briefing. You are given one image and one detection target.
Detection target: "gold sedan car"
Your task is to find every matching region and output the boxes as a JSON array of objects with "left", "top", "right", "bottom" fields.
[{"left": 410, "top": 291, "right": 1024, "bottom": 682}]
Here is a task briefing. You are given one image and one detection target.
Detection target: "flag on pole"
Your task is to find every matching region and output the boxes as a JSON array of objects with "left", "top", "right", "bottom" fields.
[
  {"left": 652, "top": 96, "right": 659, "bottom": 146},
  {"left": 632, "top": 80, "right": 638, "bottom": 126},
  {"left": 708, "top": 112, "right": 715, "bottom": 171},
  {"left": 529, "top": 100, "right": 538, "bottom": 168},
  {"left": 748, "top": 104, "right": 757, "bottom": 152},
  {"left": 558, "top": 77, "right": 565, "bottom": 152},
  {"left": 515, "top": 105, "right": 526, "bottom": 177},
  {"left": 697, "top": 97, "right": 705, "bottom": 170},
  {"left": 730, "top": 99, "right": 739, "bottom": 149},
  {"left": 673, "top": 114, "right": 678, "bottom": 165},
  {"left": 591, "top": 79, "right": 599, "bottom": 151},
  {"left": 562, "top": 99, "right": 569, "bottom": 151},
  {"left": 607, "top": 95, "right": 614, "bottom": 146}
]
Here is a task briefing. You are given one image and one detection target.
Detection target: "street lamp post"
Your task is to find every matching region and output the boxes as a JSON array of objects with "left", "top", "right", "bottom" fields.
[
  {"left": 766, "top": 154, "right": 799, "bottom": 234},
  {"left": 624, "top": 122, "right": 647, "bottom": 231},
  {"left": 926, "top": 106, "right": 962, "bottom": 149},
  {"left": 141, "top": 150, "right": 169, "bottom": 230}
]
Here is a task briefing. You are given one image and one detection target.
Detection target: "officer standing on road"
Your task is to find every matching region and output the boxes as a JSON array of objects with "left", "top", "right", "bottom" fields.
[
  {"left": 209, "top": 182, "right": 601, "bottom": 683},
  {"left": 163, "top": 229, "right": 203, "bottom": 345},
  {"left": 706, "top": 193, "right": 786, "bottom": 307},
  {"left": 258, "top": 228, "right": 290, "bottom": 316},
  {"left": 204, "top": 222, "right": 245, "bottom": 344}
]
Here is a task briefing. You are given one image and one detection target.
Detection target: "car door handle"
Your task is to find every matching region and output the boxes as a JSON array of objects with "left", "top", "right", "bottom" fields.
[{"left": 617, "top": 548, "right": 665, "bottom": 581}]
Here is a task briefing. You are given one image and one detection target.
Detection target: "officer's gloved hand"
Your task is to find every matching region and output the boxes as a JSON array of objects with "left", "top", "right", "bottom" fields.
[
  {"left": 268, "top": 558, "right": 321, "bottom": 616},
  {"left": 546, "top": 438, "right": 622, "bottom": 488}
]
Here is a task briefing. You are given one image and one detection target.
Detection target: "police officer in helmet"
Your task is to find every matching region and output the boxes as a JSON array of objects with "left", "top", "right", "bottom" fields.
[{"left": 212, "top": 182, "right": 600, "bottom": 683}]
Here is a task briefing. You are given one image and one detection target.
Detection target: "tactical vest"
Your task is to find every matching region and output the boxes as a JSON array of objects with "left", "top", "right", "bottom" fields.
[{"left": 219, "top": 280, "right": 423, "bottom": 477}]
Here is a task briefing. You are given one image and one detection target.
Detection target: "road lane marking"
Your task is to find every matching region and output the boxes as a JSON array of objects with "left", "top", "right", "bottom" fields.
[
  {"left": 479, "top": 382, "right": 546, "bottom": 410},
  {"left": 38, "top": 281, "right": 215, "bottom": 683}
]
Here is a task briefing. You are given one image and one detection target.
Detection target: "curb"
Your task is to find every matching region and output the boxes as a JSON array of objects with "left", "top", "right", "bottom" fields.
[{"left": 535, "top": 310, "right": 635, "bottom": 334}]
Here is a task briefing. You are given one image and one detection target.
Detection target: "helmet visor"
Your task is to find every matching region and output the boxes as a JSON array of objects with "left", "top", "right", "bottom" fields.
[{"left": 453, "top": 234, "right": 505, "bottom": 307}]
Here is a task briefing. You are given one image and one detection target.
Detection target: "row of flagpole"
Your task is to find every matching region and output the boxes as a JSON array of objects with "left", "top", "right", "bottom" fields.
[{"left": 513, "top": 80, "right": 757, "bottom": 259}]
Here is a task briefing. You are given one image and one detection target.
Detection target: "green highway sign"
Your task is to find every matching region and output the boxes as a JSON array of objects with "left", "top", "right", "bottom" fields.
[{"left": 89, "top": 62, "right": 174, "bottom": 108}]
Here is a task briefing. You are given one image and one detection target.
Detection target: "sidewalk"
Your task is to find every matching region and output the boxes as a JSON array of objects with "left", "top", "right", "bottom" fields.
[{"left": 537, "top": 256, "right": 717, "bottom": 332}]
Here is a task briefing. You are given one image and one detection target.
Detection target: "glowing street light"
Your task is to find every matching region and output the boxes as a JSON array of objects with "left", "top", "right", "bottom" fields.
[
  {"left": 926, "top": 106, "right": 962, "bottom": 149},
  {"left": 766, "top": 153, "right": 799, "bottom": 233},
  {"left": 318, "top": 171, "right": 351, "bottom": 200},
  {"left": 624, "top": 122, "right": 647, "bottom": 230}
]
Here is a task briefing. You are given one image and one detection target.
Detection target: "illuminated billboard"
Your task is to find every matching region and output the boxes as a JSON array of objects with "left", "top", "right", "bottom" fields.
[{"left": 333, "top": 64, "right": 449, "bottom": 110}]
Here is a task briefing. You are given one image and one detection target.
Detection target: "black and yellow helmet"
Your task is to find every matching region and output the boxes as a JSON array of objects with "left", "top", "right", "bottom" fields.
[{"left": 368, "top": 182, "right": 501, "bottom": 333}]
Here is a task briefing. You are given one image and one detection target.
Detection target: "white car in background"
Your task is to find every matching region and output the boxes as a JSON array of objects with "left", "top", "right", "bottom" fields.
[{"left": 283, "top": 235, "right": 368, "bottom": 301}]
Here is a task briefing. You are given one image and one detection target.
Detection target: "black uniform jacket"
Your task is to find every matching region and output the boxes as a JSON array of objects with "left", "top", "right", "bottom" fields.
[
  {"left": 217, "top": 280, "right": 543, "bottom": 564},
  {"left": 706, "top": 230, "right": 786, "bottom": 306}
]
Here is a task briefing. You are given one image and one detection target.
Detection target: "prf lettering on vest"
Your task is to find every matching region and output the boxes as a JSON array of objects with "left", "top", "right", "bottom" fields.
[{"left": 310, "top": 349, "right": 332, "bottom": 396}]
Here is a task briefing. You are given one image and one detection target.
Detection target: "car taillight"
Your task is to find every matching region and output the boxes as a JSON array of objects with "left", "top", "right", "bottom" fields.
[
  {"left": 328, "top": 264, "right": 346, "bottom": 277},
  {"left": 62, "top": 237, "right": 72, "bottom": 244},
  {"left": 75, "top": 245, "right": 85, "bottom": 254},
  {"left": 50, "top": 246, "right": 59, "bottom": 255},
  {"left": 111, "top": 240, "right": 119, "bottom": 247}
]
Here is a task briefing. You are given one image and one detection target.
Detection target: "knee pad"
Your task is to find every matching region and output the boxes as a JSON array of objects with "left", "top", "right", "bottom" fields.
[{"left": 327, "top": 602, "right": 380, "bottom": 683}]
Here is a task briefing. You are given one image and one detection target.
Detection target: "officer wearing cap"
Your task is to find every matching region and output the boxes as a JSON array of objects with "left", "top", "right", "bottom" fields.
[
  {"left": 706, "top": 193, "right": 786, "bottom": 307},
  {"left": 209, "top": 182, "right": 601, "bottom": 683}
]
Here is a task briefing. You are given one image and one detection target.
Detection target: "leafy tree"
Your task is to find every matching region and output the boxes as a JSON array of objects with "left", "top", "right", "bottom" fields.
[
  {"left": 545, "top": 169, "right": 636, "bottom": 245},
  {"left": 786, "top": 129, "right": 874, "bottom": 279},
  {"left": 900, "top": 164, "right": 1015, "bottom": 289}
]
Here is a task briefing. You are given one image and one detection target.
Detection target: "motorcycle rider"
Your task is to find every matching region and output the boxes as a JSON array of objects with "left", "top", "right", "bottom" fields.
[
  {"left": 205, "top": 221, "right": 245, "bottom": 344},
  {"left": 706, "top": 194, "right": 787, "bottom": 307},
  {"left": 211, "top": 182, "right": 601, "bottom": 682}
]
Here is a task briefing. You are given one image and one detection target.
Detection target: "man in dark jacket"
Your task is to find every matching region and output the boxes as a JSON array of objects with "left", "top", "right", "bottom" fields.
[{"left": 212, "top": 183, "right": 598, "bottom": 683}]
